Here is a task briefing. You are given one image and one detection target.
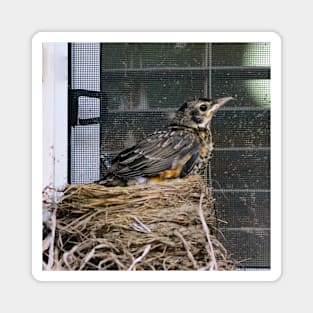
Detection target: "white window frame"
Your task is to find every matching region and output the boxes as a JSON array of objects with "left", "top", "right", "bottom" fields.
[{"left": 41, "top": 43, "right": 68, "bottom": 201}]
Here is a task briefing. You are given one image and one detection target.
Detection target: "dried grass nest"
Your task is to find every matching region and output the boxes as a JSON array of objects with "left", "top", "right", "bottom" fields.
[{"left": 43, "top": 175, "right": 236, "bottom": 271}]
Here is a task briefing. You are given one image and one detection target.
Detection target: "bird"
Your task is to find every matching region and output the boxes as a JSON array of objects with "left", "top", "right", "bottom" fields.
[{"left": 98, "top": 96, "right": 233, "bottom": 186}]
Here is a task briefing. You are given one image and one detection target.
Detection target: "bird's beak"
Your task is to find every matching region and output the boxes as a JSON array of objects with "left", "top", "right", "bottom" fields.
[{"left": 211, "top": 96, "right": 234, "bottom": 113}]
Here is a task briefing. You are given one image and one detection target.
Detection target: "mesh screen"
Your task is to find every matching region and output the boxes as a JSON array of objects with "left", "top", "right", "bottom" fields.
[
  {"left": 70, "top": 43, "right": 100, "bottom": 183},
  {"left": 69, "top": 42, "right": 271, "bottom": 269}
]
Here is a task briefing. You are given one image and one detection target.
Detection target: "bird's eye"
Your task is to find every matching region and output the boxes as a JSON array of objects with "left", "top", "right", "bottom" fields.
[{"left": 199, "top": 104, "right": 207, "bottom": 111}]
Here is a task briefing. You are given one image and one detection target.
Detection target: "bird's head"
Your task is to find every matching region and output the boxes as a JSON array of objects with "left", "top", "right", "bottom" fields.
[{"left": 171, "top": 96, "right": 234, "bottom": 130}]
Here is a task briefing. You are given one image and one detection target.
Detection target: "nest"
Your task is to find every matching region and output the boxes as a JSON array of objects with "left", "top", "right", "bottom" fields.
[{"left": 43, "top": 175, "right": 236, "bottom": 271}]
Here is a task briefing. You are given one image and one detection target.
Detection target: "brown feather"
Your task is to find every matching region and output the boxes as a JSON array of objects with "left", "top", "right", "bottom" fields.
[{"left": 107, "top": 126, "right": 201, "bottom": 179}]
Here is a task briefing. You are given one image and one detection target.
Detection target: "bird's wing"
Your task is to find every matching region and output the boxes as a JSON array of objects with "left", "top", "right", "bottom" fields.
[{"left": 108, "top": 128, "right": 201, "bottom": 178}]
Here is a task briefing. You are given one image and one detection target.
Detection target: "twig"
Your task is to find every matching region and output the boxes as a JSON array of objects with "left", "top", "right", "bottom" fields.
[
  {"left": 174, "top": 230, "right": 199, "bottom": 270},
  {"left": 133, "top": 217, "right": 151, "bottom": 233},
  {"left": 62, "top": 245, "right": 79, "bottom": 270},
  {"left": 79, "top": 244, "right": 112, "bottom": 270},
  {"left": 42, "top": 234, "right": 52, "bottom": 252},
  {"left": 128, "top": 245, "right": 151, "bottom": 271},
  {"left": 198, "top": 192, "right": 218, "bottom": 270},
  {"left": 47, "top": 206, "right": 57, "bottom": 270}
]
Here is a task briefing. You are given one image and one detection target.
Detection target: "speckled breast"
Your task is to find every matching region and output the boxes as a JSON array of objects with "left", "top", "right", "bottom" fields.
[{"left": 190, "top": 129, "right": 214, "bottom": 175}]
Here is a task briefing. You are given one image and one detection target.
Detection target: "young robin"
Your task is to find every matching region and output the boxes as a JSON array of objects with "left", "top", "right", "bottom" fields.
[{"left": 98, "top": 96, "right": 233, "bottom": 186}]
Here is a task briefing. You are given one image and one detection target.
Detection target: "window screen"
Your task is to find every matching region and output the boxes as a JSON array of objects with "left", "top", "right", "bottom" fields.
[{"left": 69, "top": 42, "right": 271, "bottom": 269}]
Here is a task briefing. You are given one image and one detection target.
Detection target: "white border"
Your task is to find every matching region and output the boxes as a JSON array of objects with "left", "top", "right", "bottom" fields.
[
  {"left": 41, "top": 43, "right": 68, "bottom": 199},
  {"left": 32, "top": 32, "right": 281, "bottom": 281}
]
